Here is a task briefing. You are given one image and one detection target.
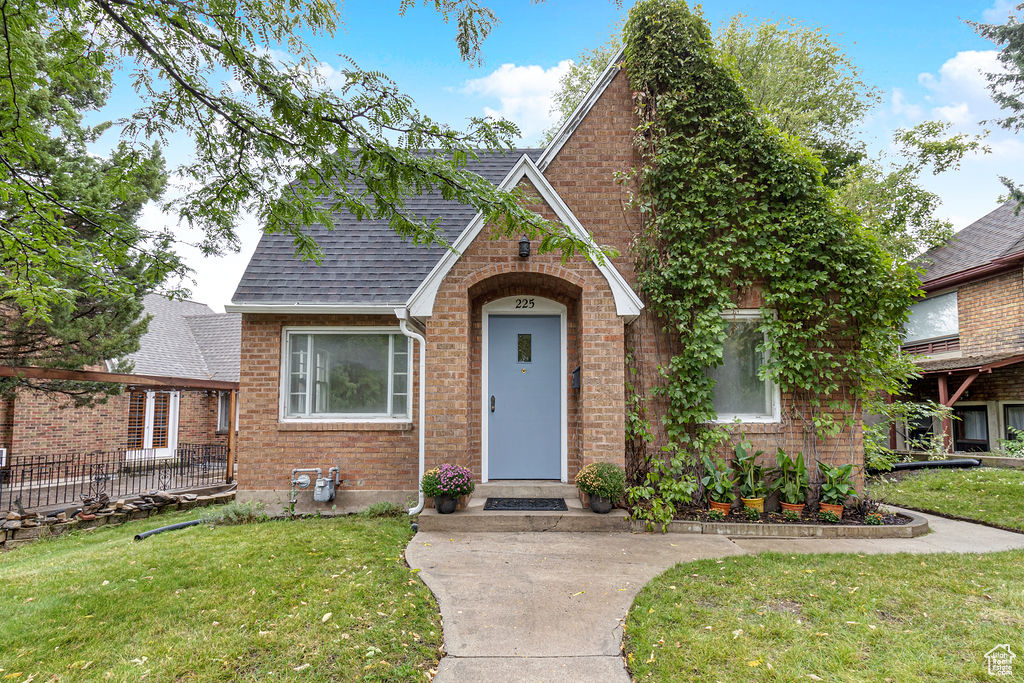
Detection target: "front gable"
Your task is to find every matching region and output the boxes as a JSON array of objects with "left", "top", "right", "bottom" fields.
[{"left": 406, "top": 154, "right": 642, "bottom": 321}]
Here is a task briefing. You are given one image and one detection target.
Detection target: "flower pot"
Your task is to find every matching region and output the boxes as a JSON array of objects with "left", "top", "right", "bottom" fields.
[
  {"left": 741, "top": 497, "right": 764, "bottom": 513},
  {"left": 589, "top": 495, "right": 614, "bottom": 514},
  {"left": 434, "top": 496, "right": 458, "bottom": 514},
  {"left": 780, "top": 501, "right": 805, "bottom": 515},
  {"left": 820, "top": 502, "right": 843, "bottom": 519},
  {"left": 708, "top": 499, "right": 732, "bottom": 514}
]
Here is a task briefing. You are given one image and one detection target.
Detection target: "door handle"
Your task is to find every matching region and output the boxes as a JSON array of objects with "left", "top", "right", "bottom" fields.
[{"left": 490, "top": 395, "right": 495, "bottom": 413}]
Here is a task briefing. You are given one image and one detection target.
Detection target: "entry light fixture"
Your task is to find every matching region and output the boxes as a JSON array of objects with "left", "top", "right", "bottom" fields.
[{"left": 518, "top": 235, "right": 531, "bottom": 258}]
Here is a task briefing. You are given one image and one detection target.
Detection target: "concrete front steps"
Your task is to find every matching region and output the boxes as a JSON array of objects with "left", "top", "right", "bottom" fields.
[{"left": 417, "top": 480, "right": 629, "bottom": 532}]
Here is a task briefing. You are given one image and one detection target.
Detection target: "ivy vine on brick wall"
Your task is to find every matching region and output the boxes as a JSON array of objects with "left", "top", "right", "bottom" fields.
[{"left": 621, "top": 0, "right": 922, "bottom": 527}]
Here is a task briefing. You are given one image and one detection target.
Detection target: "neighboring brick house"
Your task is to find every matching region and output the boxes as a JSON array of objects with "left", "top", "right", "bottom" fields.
[
  {"left": 0, "top": 294, "right": 240, "bottom": 460},
  {"left": 902, "top": 201, "right": 1024, "bottom": 453},
  {"left": 228, "top": 51, "right": 866, "bottom": 514}
]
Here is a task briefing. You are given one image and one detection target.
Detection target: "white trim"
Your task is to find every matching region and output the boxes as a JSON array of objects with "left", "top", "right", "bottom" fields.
[
  {"left": 127, "top": 390, "right": 179, "bottom": 460},
  {"left": 709, "top": 309, "right": 782, "bottom": 424},
  {"left": 481, "top": 296, "right": 568, "bottom": 483},
  {"left": 278, "top": 325, "right": 414, "bottom": 424},
  {"left": 537, "top": 46, "right": 625, "bottom": 171},
  {"left": 406, "top": 153, "right": 643, "bottom": 321},
  {"left": 225, "top": 303, "right": 405, "bottom": 315}
]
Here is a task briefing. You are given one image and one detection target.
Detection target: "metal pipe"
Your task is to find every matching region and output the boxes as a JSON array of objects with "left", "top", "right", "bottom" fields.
[
  {"left": 396, "top": 309, "right": 427, "bottom": 515},
  {"left": 290, "top": 467, "right": 322, "bottom": 504},
  {"left": 134, "top": 519, "right": 201, "bottom": 541}
]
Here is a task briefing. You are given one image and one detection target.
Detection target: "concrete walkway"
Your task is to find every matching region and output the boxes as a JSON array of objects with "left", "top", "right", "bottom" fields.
[{"left": 404, "top": 509, "right": 1024, "bottom": 681}]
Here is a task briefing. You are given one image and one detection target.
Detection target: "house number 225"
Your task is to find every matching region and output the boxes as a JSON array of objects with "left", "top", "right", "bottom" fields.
[{"left": 514, "top": 298, "right": 535, "bottom": 309}]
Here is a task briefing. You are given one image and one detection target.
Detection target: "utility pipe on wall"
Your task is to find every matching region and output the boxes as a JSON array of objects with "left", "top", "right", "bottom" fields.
[{"left": 396, "top": 308, "right": 426, "bottom": 515}]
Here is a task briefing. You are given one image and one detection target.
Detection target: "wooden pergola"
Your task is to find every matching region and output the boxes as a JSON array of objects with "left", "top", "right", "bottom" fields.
[
  {"left": 918, "top": 353, "right": 1024, "bottom": 451},
  {"left": 0, "top": 365, "right": 240, "bottom": 482}
]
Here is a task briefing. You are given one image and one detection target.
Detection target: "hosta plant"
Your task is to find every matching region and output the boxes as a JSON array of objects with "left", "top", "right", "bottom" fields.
[
  {"left": 771, "top": 449, "right": 809, "bottom": 505},
  {"left": 818, "top": 461, "right": 856, "bottom": 506}
]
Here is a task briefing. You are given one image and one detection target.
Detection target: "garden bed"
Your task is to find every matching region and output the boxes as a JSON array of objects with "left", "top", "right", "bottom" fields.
[{"left": 629, "top": 506, "right": 926, "bottom": 538}]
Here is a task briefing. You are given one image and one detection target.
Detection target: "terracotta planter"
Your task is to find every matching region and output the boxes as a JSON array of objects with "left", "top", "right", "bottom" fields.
[
  {"left": 708, "top": 499, "right": 732, "bottom": 514},
  {"left": 741, "top": 497, "right": 764, "bottom": 513},
  {"left": 820, "top": 502, "right": 844, "bottom": 519},
  {"left": 780, "top": 501, "right": 805, "bottom": 515}
]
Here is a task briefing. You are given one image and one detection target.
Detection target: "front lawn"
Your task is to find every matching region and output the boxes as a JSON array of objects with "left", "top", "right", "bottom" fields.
[
  {"left": 868, "top": 467, "right": 1024, "bottom": 531},
  {"left": 625, "top": 550, "right": 1024, "bottom": 681},
  {"left": 0, "top": 510, "right": 441, "bottom": 681}
]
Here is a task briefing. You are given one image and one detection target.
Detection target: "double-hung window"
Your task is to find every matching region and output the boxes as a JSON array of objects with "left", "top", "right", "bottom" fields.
[
  {"left": 707, "top": 310, "right": 779, "bottom": 423},
  {"left": 283, "top": 329, "right": 411, "bottom": 420}
]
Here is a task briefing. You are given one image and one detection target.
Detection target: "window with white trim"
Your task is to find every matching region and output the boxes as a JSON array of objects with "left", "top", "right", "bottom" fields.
[
  {"left": 283, "top": 330, "right": 410, "bottom": 419},
  {"left": 707, "top": 311, "right": 779, "bottom": 422}
]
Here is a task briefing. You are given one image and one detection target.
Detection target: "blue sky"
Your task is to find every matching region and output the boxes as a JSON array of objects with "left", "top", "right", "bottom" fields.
[{"left": 107, "top": 0, "right": 1023, "bottom": 310}]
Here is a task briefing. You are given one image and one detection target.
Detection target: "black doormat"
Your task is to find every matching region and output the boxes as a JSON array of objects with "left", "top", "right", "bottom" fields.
[{"left": 483, "top": 497, "right": 568, "bottom": 511}]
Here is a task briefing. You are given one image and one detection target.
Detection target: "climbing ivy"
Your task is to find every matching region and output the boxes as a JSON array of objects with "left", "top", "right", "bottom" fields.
[{"left": 621, "top": 0, "right": 921, "bottom": 525}]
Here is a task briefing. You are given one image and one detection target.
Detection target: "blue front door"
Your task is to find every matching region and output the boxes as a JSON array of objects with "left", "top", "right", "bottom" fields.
[{"left": 487, "top": 315, "right": 561, "bottom": 479}]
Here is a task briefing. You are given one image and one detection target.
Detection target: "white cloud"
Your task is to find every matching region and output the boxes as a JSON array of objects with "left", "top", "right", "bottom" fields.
[
  {"left": 918, "top": 50, "right": 1001, "bottom": 110},
  {"left": 462, "top": 60, "right": 574, "bottom": 143},
  {"left": 933, "top": 101, "right": 971, "bottom": 125},
  {"left": 891, "top": 88, "right": 923, "bottom": 119},
  {"left": 982, "top": 0, "right": 1017, "bottom": 23}
]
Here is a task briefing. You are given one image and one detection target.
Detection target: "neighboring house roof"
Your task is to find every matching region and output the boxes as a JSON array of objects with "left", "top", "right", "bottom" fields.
[
  {"left": 232, "top": 150, "right": 543, "bottom": 306},
  {"left": 916, "top": 350, "right": 1024, "bottom": 374},
  {"left": 125, "top": 294, "right": 240, "bottom": 382},
  {"left": 920, "top": 201, "right": 1024, "bottom": 287}
]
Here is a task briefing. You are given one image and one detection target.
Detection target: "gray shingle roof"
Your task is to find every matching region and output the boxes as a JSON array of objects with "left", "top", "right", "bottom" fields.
[
  {"left": 126, "top": 294, "right": 240, "bottom": 381},
  {"left": 232, "top": 149, "right": 542, "bottom": 304},
  {"left": 920, "top": 201, "right": 1024, "bottom": 284}
]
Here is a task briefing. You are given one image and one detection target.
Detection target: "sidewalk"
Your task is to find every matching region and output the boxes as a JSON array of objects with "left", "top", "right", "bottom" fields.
[{"left": 404, "top": 508, "right": 1024, "bottom": 681}]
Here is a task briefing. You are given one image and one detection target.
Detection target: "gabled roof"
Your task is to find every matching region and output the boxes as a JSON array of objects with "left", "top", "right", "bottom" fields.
[
  {"left": 406, "top": 154, "right": 643, "bottom": 320},
  {"left": 537, "top": 47, "right": 625, "bottom": 172},
  {"left": 125, "top": 295, "right": 240, "bottom": 382},
  {"left": 231, "top": 150, "right": 541, "bottom": 306},
  {"left": 920, "top": 201, "right": 1024, "bottom": 287}
]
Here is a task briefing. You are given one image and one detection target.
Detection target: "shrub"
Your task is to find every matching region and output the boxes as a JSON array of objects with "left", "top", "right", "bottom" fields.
[
  {"left": 782, "top": 509, "right": 801, "bottom": 522},
  {"left": 576, "top": 462, "right": 627, "bottom": 500},
  {"left": 999, "top": 427, "right": 1024, "bottom": 458},
  {"left": 360, "top": 501, "right": 405, "bottom": 518},
  {"left": 200, "top": 500, "right": 269, "bottom": 526},
  {"left": 818, "top": 461, "right": 856, "bottom": 506},
  {"left": 421, "top": 464, "right": 475, "bottom": 498},
  {"left": 818, "top": 510, "right": 840, "bottom": 524},
  {"left": 700, "top": 453, "right": 736, "bottom": 504},
  {"left": 742, "top": 505, "right": 761, "bottom": 522},
  {"left": 707, "top": 508, "right": 725, "bottom": 521}
]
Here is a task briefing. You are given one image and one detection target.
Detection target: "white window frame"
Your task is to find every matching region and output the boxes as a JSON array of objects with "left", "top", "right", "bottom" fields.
[
  {"left": 127, "top": 390, "right": 180, "bottom": 461},
  {"left": 279, "top": 326, "right": 413, "bottom": 423},
  {"left": 709, "top": 309, "right": 781, "bottom": 424},
  {"left": 216, "top": 391, "right": 238, "bottom": 433}
]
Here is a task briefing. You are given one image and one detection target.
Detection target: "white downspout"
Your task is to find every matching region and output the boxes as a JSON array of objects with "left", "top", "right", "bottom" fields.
[{"left": 396, "top": 308, "right": 426, "bottom": 515}]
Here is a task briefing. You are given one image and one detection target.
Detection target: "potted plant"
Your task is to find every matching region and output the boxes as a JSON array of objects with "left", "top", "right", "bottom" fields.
[
  {"left": 421, "top": 464, "right": 475, "bottom": 514},
  {"left": 817, "top": 461, "right": 856, "bottom": 520},
  {"left": 575, "top": 462, "right": 626, "bottom": 514},
  {"left": 771, "top": 449, "right": 809, "bottom": 515},
  {"left": 700, "top": 453, "right": 735, "bottom": 514},
  {"left": 733, "top": 439, "right": 769, "bottom": 513}
]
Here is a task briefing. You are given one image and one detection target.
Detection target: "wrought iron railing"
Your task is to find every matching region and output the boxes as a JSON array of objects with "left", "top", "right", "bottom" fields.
[{"left": 0, "top": 443, "right": 228, "bottom": 512}]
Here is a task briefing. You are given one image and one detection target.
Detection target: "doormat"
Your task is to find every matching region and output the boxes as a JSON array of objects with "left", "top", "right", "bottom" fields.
[{"left": 483, "top": 497, "right": 568, "bottom": 511}]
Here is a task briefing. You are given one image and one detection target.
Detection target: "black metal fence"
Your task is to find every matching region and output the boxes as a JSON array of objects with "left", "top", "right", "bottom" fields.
[{"left": 0, "top": 443, "right": 228, "bottom": 512}]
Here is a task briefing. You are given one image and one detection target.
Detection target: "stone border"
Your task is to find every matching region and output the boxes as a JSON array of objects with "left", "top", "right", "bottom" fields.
[
  {"left": 631, "top": 510, "right": 929, "bottom": 539},
  {"left": 976, "top": 455, "right": 1024, "bottom": 469},
  {"left": 0, "top": 487, "right": 236, "bottom": 551}
]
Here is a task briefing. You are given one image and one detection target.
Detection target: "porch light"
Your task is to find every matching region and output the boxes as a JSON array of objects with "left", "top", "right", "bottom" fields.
[{"left": 518, "top": 235, "right": 531, "bottom": 258}]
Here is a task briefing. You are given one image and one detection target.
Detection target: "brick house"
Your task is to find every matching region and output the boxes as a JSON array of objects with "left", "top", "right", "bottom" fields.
[
  {"left": 228, "top": 52, "right": 866, "bottom": 514},
  {"left": 0, "top": 294, "right": 240, "bottom": 461},
  {"left": 902, "top": 201, "right": 1024, "bottom": 453}
]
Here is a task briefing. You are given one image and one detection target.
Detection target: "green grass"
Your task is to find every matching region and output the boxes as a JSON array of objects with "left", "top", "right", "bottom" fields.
[
  {"left": 868, "top": 467, "right": 1024, "bottom": 531},
  {"left": 0, "top": 510, "right": 441, "bottom": 681},
  {"left": 625, "top": 550, "right": 1024, "bottom": 681}
]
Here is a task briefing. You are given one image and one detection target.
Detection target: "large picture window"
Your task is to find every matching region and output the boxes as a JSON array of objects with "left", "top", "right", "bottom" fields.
[
  {"left": 905, "top": 291, "right": 958, "bottom": 343},
  {"left": 283, "top": 329, "right": 411, "bottom": 420},
  {"left": 708, "top": 311, "right": 779, "bottom": 423}
]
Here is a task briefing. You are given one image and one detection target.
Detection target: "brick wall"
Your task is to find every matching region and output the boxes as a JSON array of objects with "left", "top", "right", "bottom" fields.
[
  {"left": 5, "top": 389, "right": 221, "bottom": 458},
  {"left": 425, "top": 174, "right": 626, "bottom": 480},
  {"left": 0, "top": 397, "right": 13, "bottom": 452},
  {"left": 957, "top": 269, "right": 1024, "bottom": 356},
  {"left": 544, "top": 69, "right": 863, "bottom": 482},
  {"left": 235, "top": 314, "right": 420, "bottom": 492}
]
